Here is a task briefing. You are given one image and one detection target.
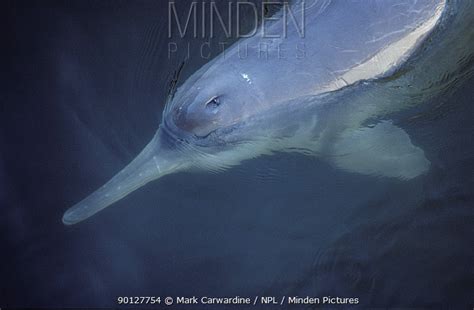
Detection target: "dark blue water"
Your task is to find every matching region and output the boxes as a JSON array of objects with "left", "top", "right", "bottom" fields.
[{"left": 1, "top": 1, "right": 473, "bottom": 309}]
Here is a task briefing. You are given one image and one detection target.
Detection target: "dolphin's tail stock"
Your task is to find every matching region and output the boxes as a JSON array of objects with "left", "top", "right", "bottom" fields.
[{"left": 62, "top": 131, "right": 183, "bottom": 225}]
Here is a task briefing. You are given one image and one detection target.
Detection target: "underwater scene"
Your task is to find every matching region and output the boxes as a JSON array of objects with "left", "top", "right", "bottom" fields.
[{"left": 2, "top": 0, "right": 473, "bottom": 309}]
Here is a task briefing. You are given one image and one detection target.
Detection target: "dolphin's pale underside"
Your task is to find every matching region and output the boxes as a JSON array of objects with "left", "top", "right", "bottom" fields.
[{"left": 63, "top": 0, "right": 474, "bottom": 224}]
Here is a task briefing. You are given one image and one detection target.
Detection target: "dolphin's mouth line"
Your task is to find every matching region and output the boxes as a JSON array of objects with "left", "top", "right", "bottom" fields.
[
  {"left": 160, "top": 120, "right": 191, "bottom": 145},
  {"left": 192, "top": 123, "right": 243, "bottom": 147},
  {"left": 162, "top": 115, "right": 243, "bottom": 148}
]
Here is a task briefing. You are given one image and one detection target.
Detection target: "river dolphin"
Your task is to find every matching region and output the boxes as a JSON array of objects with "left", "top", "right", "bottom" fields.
[{"left": 63, "top": 0, "right": 474, "bottom": 224}]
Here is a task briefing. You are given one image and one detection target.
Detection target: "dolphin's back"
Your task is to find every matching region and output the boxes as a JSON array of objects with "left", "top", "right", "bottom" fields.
[{"left": 203, "top": 0, "right": 446, "bottom": 111}]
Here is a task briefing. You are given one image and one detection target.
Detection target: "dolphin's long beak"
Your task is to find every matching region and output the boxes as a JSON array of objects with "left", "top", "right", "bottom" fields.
[{"left": 62, "top": 130, "right": 184, "bottom": 225}]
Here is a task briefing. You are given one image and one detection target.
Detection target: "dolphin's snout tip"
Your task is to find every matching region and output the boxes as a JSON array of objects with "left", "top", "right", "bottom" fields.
[
  {"left": 61, "top": 130, "right": 186, "bottom": 225},
  {"left": 62, "top": 209, "right": 78, "bottom": 226},
  {"left": 62, "top": 204, "right": 88, "bottom": 225},
  {"left": 62, "top": 217, "right": 73, "bottom": 226}
]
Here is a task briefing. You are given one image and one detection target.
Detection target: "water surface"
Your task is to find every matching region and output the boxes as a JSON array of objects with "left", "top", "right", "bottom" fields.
[{"left": 1, "top": 1, "right": 473, "bottom": 308}]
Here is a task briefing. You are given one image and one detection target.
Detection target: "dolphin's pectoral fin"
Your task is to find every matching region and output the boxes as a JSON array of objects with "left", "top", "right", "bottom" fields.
[{"left": 330, "top": 121, "right": 430, "bottom": 179}]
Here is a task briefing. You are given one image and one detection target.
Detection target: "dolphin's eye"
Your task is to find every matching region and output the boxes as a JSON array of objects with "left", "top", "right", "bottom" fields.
[{"left": 205, "top": 96, "right": 220, "bottom": 109}]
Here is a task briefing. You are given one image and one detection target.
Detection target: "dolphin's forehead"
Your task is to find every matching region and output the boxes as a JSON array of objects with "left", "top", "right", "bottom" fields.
[{"left": 166, "top": 61, "right": 260, "bottom": 117}]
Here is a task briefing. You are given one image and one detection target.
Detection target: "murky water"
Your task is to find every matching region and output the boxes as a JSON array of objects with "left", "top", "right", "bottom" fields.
[{"left": 2, "top": 1, "right": 473, "bottom": 308}]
